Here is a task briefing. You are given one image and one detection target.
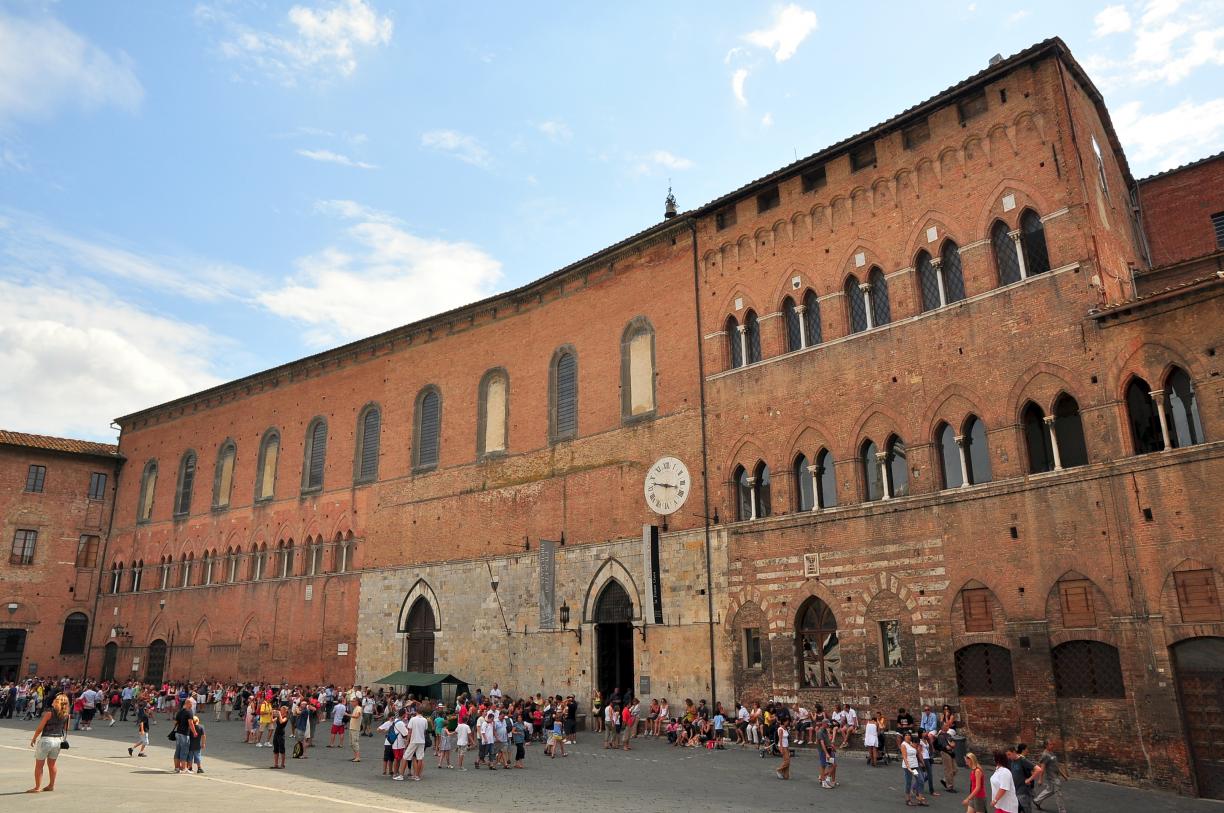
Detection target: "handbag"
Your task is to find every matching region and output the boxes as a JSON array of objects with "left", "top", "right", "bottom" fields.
[
  {"left": 60, "top": 731, "right": 70, "bottom": 750},
  {"left": 168, "top": 729, "right": 177, "bottom": 742}
]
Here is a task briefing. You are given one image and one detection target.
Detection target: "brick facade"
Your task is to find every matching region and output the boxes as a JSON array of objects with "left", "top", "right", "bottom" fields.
[
  {"left": 4, "top": 37, "right": 1216, "bottom": 795},
  {"left": 1139, "top": 151, "right": 1224, "bottom": 267},
  {"left": 0, "top": 433, "right": 120, "bottom": 680}
]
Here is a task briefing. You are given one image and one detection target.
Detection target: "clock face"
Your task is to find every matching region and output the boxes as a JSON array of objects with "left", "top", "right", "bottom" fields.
[{"left": 644, "top": 456, "right": 691, "bottom": 516}]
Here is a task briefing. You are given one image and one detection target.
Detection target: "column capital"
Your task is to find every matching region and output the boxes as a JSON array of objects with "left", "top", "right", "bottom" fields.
[
  {"left": 1042, "top": 415, "right": 1056, "bottom": 427},
  {"left": 929, "top": 257, "right": 943, "bottom": 269},
  {"left": 794, "top": 303, "right": 807, "bottom": 315},
  {"left": 875, "top": 451, "right": 889, "bottom": 463},
  {"left": 1008, "top": 228, "right": 1022, "bottom": 240},
  {"left": 1148, "top": 389, "right": 1166, "bottom": 399},
  {"left": 745, "top": 476, "right": 757, "bottom": 486},
  {"left": 805, "top": 464, "right": 819, "bottom": 475},
  {"left": 954, "top": 435, "right": 967, "bottom": 447},
  {"left": 859, "top": 282, "right": 873, "bottom": 293},
  {"left": 737, "top": 324, "right": 747, "bottom": 335}
]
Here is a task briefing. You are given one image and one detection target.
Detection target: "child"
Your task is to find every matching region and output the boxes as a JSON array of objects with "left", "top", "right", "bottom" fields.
[
  {"left": 436, "top": 715, "right": 452, "bottom": 769},
  {"left": 188, "top": 716, "right": 206, "bottom": 774},
  {"left": 549, "top": 716, "right": 566, "bottom": 758},
  {"left": 128, "top": 700, "right": 150, "bottom": 757},
  {"left": 455, "top": 716, "right": 471, "bottom": 771}
]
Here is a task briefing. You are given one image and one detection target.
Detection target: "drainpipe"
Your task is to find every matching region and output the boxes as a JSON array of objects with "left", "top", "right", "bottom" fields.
[
  {"left": 82, "top": 427, "right": 125, "bottom": 682},
  {"left": 686, "top": 216, "right": 718, "bottom": 706}
]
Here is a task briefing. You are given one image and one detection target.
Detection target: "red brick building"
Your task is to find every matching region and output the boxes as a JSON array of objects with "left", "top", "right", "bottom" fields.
[
  {"left": 17, "top": 36, "right": 1214, "bottom": 795},
  {"left": 0, "top": 431, "right": 120, "bottom": 680}
]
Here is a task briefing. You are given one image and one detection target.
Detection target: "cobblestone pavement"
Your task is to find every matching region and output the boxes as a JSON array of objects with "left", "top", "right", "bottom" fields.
[{"left": 0, "top": 717, "right": 1212, "bottom": 812}]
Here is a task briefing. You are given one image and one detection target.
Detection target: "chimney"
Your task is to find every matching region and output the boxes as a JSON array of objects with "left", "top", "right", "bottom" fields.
[
  {"left": 664, "top": 187, "right": 678, "bottom": 219},
  {"left": 988, "top": 53, "right": 1004, "bottom": 66}
]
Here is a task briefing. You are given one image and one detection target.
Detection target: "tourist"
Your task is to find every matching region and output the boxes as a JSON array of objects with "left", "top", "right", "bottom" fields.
[
  {"left": 455, "top": 713, "right": 471, "bottom": 770},
  {"left": 620, "top": 701, "right": 634, "bottom": 750},
  {"left": 603, "top": 702, "right": 618, "bottom": 749},
  {"left": 817, "top": 718, "right": 837, "bottom": 789},
  {"left": 775, "top": 718, "right": 791, "bottom": 780},
  {"left": 963, "top": 752, "right": 987, "bottom": 813},
  {"left": 920, "top": 704, "right": 937, "bottom": 733},
  {"left": 991, "top": 751, "right": 1019, "bottom": 813},
  {"left": 173, "top": 697, "right": 198, "bottom": 774},
  {"left": 511, "top": 712, "right": 526, "bottom": 768},
  {"left": 270, "top": 704, "right": 289, "bottom": 769},
  {"left": 188, "top": 713, "right": 206, "bottom": 774},
  {"left": 1032, "top": 738, "right": 1068, "bottom": 813},
  {"left": 591, "top": 690, "right": 603, "bottom": 733},
  {"left": 863, "top": 710, "right": 879, "bottom": 766},
  {"left": 406, "top": 705, "right": 428, "bottom": 781},
  {"left": 936, "top": 721, "right": 958, "bottom": 791},
  {"left": 1008, "top": 743, "right": 1035, "bottom": 813},
  {"left": 379, "top": 709, "right": 410, "bottom": 780},
  {"left": 27, "top": 692, "right": 70, "bottom": 793},
  {"left": 900, "top": 731, "right": 927, "bottom": 806},
  {"left": 348, "top": 699, "right": 363, "bottom": 761},
  {"left": 841, "top": 703, "right": 859, "bottom": 749},
  {"left": 920, "top": 729, "right": 939, "bottom": 796},
  {"left": 328, "top": 696, "right": 347, "bottom": 747},
  {"left": 128, "top": 698, "right": 150, "bottom": 757},
  {"left": 549, "top": 713, "right": 567, "bottom": 757}
]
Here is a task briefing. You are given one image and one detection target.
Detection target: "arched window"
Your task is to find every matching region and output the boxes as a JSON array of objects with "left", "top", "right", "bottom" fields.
[
  {"left": 477, "top": 369, "right": 509, "bottom": 457},
  {"left": 1053, "top": 394, "right": 1089, "bottom": 467},
  {"left": 991, "top": 220, "right": 1022, "bottom": 286},
  {"left": 173, "top": 451, "right": 196, "bottom": 517},
  {"left": 886, "top": 435, "right": 908, "bottom": 497},
  {"left": 917, "top": 250, "right": 941, "bottom": 312},
  {"left": 803, "top": 290, "right": 822, "bottom": 346},
  {"left": 1125, "top": 377, "right": 1164, "bottom": 454},
  {"left": 59, "top": 612, "right": 88, "bottom": 655},
  {"left": 796, "top": 597, "right": 840, "bottom": 688},
  {"left": 725, "top": 315, "right": 743, "bottom": 369},
  {"left": 255, "top": 429, "right": 279, "bottom": 501},
  {"left": 862, "top": 439, "right": 883, "bottom": 501},
  {"left": 1020, "top": 209, "right": 1050, "bottom": 275},
  {"left": 621, "top": 318, "right": 656, "bottom": 419},
  {"left": 413, "top": 387, "right": 442, "bottom": 470},
  {"left": 212, "top": 440, "right": 236, "bottom": 509},
  {"left": 845, "top": 276, "right": 868, "bottom": 333},
  {"left": 302, "top": 418, "right": 328, "bottom": 492},
  {"left": 138, "top": 460, "right": 158, "bottom": 522},
  {"left": 793, "top": 454, "right": 813, "bottom": 511},
  {"left": 753, "top": 461, "right": 771, "bottom": 518},
  {"left": 937, "top": 422, "right": 963, "bottom": 488},
  {"left": 744, "top": 310, "right": 762, "bottom": 363},
  {"left": 734, "top": 465, "right": 752, "bottom": 521},
  {"left": 1051, "top": 641, "right": 1125, "bottom": 698},
  {"left": 868, "top": 266, "right": 890, "bottom": 327},
  {"left": 955, "top": 643, "right": 1016, "bottom": 696},
  {"left": 963, "top": 415, "right": 992, "bottom": 484},
  {"left": 1166, "top": 367, "right": 1205, "bottom": 447},
  {"left": 1022, "top": 402, "right": 1055, "bottom": 473},
  {"left": 354, "top": 404, "right": 381, "bottom": 483},
  {"left": 550, "top": 348, "right": 578, "bottom": 442},
  {"left": 403, "top": 597, "right": 436, "bottom": 673},
  {"left": 783, "top": 296, "right": 802, "bottom": 352},
  {"left": 814, "top": 449, "right": 837, "bottom": 509},
  {"left": 941, "top": 240, "right": 966, "bottom": 303},
  {"left": 594, "top": 580, "right": 634, "bottom": 623}
]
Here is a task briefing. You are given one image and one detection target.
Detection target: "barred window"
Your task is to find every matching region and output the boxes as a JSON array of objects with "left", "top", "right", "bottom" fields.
[
  {"left": 1020, "top": 209, "right": 1050, "bottom": 275},
  {"left": 803, "top": 290, "right": 821, "bottom": 345},
  {"left": 917, "top": 250, "right": 941, "bottom": 312},
  {"left": 1052, "top": 640, "right": 1124, "bottom": 698},
  {"left": 25, "top": 464, "right": 46, "bottom": 493},
  {"left": 1165, "top": 367, "right": 1205, "bottom": 448},
  {"left": 302, "top": 418, "right": 328, "bottom": 492},
  {"left": 355, "top": 405, "right": 381, "bottom": 482},
  {"left": 941, "top": 241, "right": 966, "bottom": 303},
  {"left": 744, "top": 310, "right": 762, "bottom": 363},
  {"left": 992, "top": 220, "right": 1021, "bottom": 286},
  {"left": 744, "top": 627, "right": 762, "bottom": 669},
  {"left": 796, "top": 597, "right": 841, "bottom": 688},
  {"left": 59, "top": 612, "right": 88, "bottom": 655},
  {"left": 955, "top": 644, "right": 1015, "bottom": 696},
  {"left": 783, "top": 297, "right": 802, "bottom": 352},
  {"left": 868, "top": 266, "right": 890, "bottom": 327},
  {"left": 550, "top": 348, "right": 578, "bottom": 441},
  {"left": 846, "top": 276, "right": 867, "bottom": 333},
  {"left": 173, "top": 451, "right": 196, "bottom": 516},
  {"left": 10, "top": 529, "right": 37, "bottom": 565},
  {"left": 88, "top": 471, "right": 107, "bottom": 500},
  {"left": 725, "top": 316, "right": 743, "bottom": 369}
]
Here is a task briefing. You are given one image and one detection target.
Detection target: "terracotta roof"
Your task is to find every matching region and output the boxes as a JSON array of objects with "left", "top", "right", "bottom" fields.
[
  {"left": 1136, "top": 149, "right": 1224, "bottom": 184},
  {"left": 1091, "top": 271, "right": 1224, "bottom": 316},
  {"left": 0, "top": 430, "right": 121, "bottom": 459}
]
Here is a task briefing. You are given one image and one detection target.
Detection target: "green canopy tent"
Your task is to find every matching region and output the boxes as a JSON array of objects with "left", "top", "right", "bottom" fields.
[{"left": 374, "top": 671, "right": 469, "bottom": 706}]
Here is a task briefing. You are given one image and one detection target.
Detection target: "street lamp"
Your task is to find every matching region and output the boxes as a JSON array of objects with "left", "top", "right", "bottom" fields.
[{"left": 559, "top": 601, "right": 581, "bottom": 644}]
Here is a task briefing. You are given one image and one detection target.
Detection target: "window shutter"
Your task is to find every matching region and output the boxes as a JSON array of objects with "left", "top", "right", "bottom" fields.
[
  {"left": 1059, "top": 580, "right": 1096, "bottom": 627},
  {"left": 307, "top": 422, "right": 327, "bottom": 489},
  {"left": 359, "top": 409, "right": 381, "bottom": 479},
  {"left": 259, "top": 436, "right": 279, "bottom": 499},
  {"left": 1176, "top": 569, "right": 1222, "bottom": 623},
  {"left": 555, "top": 354, "right": 577, "bottom": 438},
  {"left": 418, "top": 392, "right": 441, "bottom": 467},
  {"left": 962, "top": 588, "right": 994, "bottom": 632}
]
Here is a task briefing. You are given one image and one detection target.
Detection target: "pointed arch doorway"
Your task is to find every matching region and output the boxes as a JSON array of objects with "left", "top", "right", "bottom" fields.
[
  {"left": 594, "top": 581, "right": 634, "bottom": 699},
  {"left": 403, "top": 598, "right": 436, "bottom": 674}
]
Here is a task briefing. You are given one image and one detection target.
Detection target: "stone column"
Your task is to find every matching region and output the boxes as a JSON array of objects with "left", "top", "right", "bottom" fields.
[
  {"left": 955, "top": 435, "right": 971, "bottom": 487},
  {"left": 1043, "top": 415, "right": 1063, "bottom": 471},
  {"left": 931, "top": 256, "right": 947, "bottom": 307},
  {"left": 794, "top": 303, "right": 808, "bottom": 348},
  {"left": 1150, "top": 389, "right": 1172, "bottom": 450},
  {"left": 1009, "top": 229, "right": 1028, "bottom": 280},
  {"left": 737, "top": 324, "right": 748, "bottom": 366},
  {"left": 876, "top": 451, "right": 891, "bottom": 500},
  {"left": 860, "top": 282, "right": 875, "bottom": 330},
  {"left": 746, "top": 476, "right": 757, "bottom": 520},
  {"left": 806, "top": 464, "right": 820, "bottom": 511}
]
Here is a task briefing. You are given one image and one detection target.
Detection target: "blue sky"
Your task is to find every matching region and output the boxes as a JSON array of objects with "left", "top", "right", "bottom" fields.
[{"left": 1, "top": 0, "right": 1222, "bottom": 441}]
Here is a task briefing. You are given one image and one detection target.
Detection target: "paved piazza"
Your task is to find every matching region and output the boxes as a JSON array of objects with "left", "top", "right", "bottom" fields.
[{"left": 0, "top": 717, "right": 1210, "bottom": 812}]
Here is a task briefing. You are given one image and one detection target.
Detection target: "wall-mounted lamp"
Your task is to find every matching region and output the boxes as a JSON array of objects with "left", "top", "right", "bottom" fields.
[
  {"left": 6, "top": 602, "right": 17, "bottom": 614},
  {"left": 490, "top": 574, "right": 500, "bottom": 592},
  {"left": 158, "top": 599, "right": 166, "bottom": 609},
  {"left": 559, "top": 601, "right": 581, "bottom": 645}
]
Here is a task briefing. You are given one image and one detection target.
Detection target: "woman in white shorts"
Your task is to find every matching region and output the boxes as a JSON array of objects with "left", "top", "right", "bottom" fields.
[
  {"left": 864, "top": 711, "right": 880, "bottom": 766},
  {"left": 28, "top": 693, "right": 70, "bottom": 793}
]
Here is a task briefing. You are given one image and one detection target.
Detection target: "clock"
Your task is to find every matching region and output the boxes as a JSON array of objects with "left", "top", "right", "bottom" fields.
[{"left": 644, "top": 456, "right": 691, "bottom": 516}]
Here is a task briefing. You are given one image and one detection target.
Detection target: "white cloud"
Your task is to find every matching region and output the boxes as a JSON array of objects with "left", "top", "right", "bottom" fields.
[
  {"left": 743, "top": 4, "right": 818, "bottom": 62},
  {"left": 1142, "top": 0, "right": 1184, "bottom": 24},
  {"left": 536, "top": 120, "right": 572, "bottom": 142},
  {"left": 0, "top": 278, "right": 226, "bottom": 441},
  {"left": 1113, "top": 98, "right": 1224, "bottom": 173},
  {"left": 258, "top": 203, "right": 503, "bottom": 346},
  {"left": 197, "top": 0, "right": 392, "bottom": 85},
  {"left": 0, "top": 8, "right": 142, "bottom": 124},
  {"left": 1094, "top": 5, "right": 1133, "bottom": 36},
  {"left": 648, "top": 150, "right": 694, "bottom": 171},
  {"left": 0, "top": 212, "right": 257, "bottom": 303},
  {"left": 421, "top": 129, "right": 491, "bottom": 167},
  {"left": 761, "top": 112, "right": 774, "bottom": 128},
  {"left": 732, "top": 68, "right": 749, "bottom": 105},
  {"left": 296, "top": 147, "right": 377, "bottom": 169},
  {"left": 1007, "top": 10, "right": 1031, "bottom": 24}
]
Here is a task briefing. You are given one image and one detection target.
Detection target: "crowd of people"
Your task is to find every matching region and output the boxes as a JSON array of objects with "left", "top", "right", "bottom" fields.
[{"left": 3, "top": 676, "right": 1068, "bottom": 811}]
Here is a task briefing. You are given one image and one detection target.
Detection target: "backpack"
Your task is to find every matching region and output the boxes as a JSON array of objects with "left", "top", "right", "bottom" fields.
[
  {"left": 292, "top": 740, "right": 304, "bottom": 759},
  {"left": 386, "top": 725, "right": 399, "bottom": 747}
]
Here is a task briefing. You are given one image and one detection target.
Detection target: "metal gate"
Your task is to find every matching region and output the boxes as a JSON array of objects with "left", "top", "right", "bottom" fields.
[{"left": 1174, "top": 637, "right": 1224, "bottom": 799}]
